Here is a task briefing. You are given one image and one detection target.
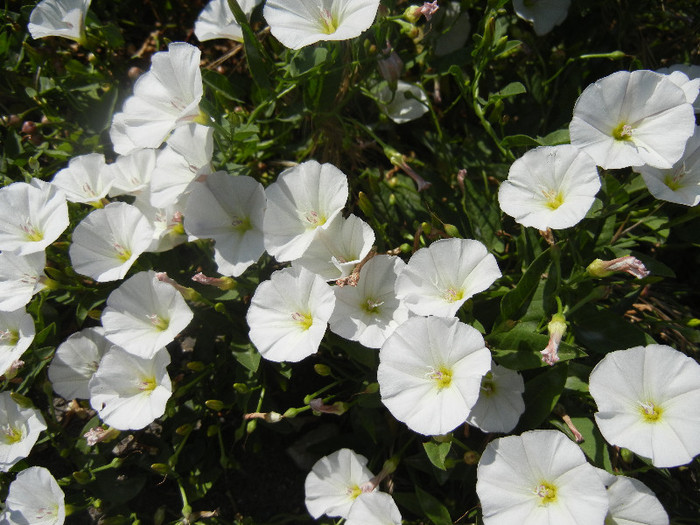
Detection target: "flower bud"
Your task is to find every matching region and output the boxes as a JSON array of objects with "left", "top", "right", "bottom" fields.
[{"left": 587, "top": 256, "right": 650, "bottom": 279}]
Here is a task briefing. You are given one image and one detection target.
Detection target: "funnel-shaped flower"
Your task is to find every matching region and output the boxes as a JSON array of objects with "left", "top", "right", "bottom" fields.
[
  {"left": 378, "top": 316, "right": 491, "bottom": 435},
  {"left": 1, "top": 466, "right": 65, "bottom": 525},
  {"left": 570, "top": 70, "right": 695, "bottom": 170},
  {"left": 0, "top": 309, "right": 35, "bottom": 378},
  {"left": 589, "top": 344, "right": 700, "bottom": 468},
  {"left": 595, "top": 469, "right": 669, "bottom": 525},
  {"left": 346, "top": 492, "right": 402, "bottom": 525},
  {"left": 0, "top": 252, "right": 48, "bottom": 312},
  {"left": 657, "top": 65, "right": 700, "bottom": 112},
  {"left": 28, "top": 0, "right": 91, "bottom": 44},
  {"left": 104, "top": 148, "right": 155, "bottom": 197},
  {"left": 89, "top": 346, "right": 171, "bottom": 430},
  {"left": 476, "top": 430, "right": 609, "bottom": 525},
  {"left": 51, "top": 153, "right": 111, "bottom": 204},
  {"left": 395, "top": 238, "right": 501, "bottom": 318},
  {"left": 264, "top": 0, "right": 381, "bottom": 49},
  {"left": 247, "top": 266, "right": 335, "bottom": 362},
  {"left": 466, "top": 362, "right": 525, "bottom": 434},
  {"left": 263, "top": 160, "right": 348, "bottom": 262},
  {"left": 376, "top": 81, "right": 429, "bottom": 124},
  {"left": 195, "top": 0, "right": 261, "bottom": 42},
  {"left": 0, "top": 392, "right": 47, "bottom": 472},
  {"left": 498, "top": 145, "right": 601, "bottom": 231},
  {"left": 513, "top": 0, "right": 570, "bottom": 36},
  {"left": 0, "top": 179, "right": 69, "bottom": 255}
]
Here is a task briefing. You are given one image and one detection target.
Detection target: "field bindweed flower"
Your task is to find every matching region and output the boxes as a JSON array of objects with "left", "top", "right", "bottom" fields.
[
  {"left": 595, "top": 469, "right": 669, "bottom": 525},
  {"left": 346, "top": 492, "right": 402, "bottom": 525},
  {"left": 304, "top": 448, "right": 375, "bottom": 519},
  {"left": 657, "top": 65, "right": 700, "bottom": 112},
  {"left": 633, "top": 125, "right": 700, "bottom": 206},
  {"left": 395, "top": 238, "right": 501, "bottom": 318},
  {"left": 263, "top": 160, "right": 349, "bottom": 262},
  {"left": 28, "top": 0, "right": 91, "bottom": 45},
  {"left": 589, "top": 344, "right": 700, "bottom": 468},
  {"left": 378, "top": 316, "right": 491, "bottom": 435},
  {"left": 264, "top": 0, "right": 381, "bottom": 49},
  {"left": 587, "top": 255, "right": 650, "bottom": 279},
  {"left": 0, "top": 392, "right": 47, "bottom": 472},
  {"left": 247, "top": 266, "right": 335, "bottom": 362},
  {"left": 0, "top": 252, "right": 49, "bottom": 312},
  {"left": 110, "top": 42, "right": 204, "bottom": 151},
  {"left": 570, "top": 70, "right": 696, "bottom": 170},
  {"left": 0, "top": 179, "right": 69, "bottom": 255},
  {"left": 1, "top": 466, "right": 65, "bottom": 525},
  {"left": 498, "top": 145, "right": 601, "bottom": 231},
  {"left": 466, "top": 362, "right": 525, "bottom": 434},
  {"left": 48, "top": 327, "right": 110, "bottom": 400},
  {"left": 69, "top": 202, "right": 155, "bottom": 282},
  {"left": 376, "top": 81, "right": 429, "bottom": 124},
  {"left": 195, "top": 0, "right": 261, "bottom": 42},
  {"left": 292, "top": 214, "right": 374, "bottom": 282},
  {"left": 513, "top": 0, "right": 570, "bottom": 36},
  {"left": 101, "top": 270, "right": 194, "bottom": 359},
  {"left": 184, "top": 172, "right": 266, "bottom": 277},
  {"left": 329, "top": 255, "right": 410, "bottom": 349},
  {"left": 133, "top": 197, "right": 188, "bottom": 253},
  {"left": 0, "top": 309, "right": 35, "bottom": 378},
  {"left": 89, "top": 346, "right": 172, "bottom": 430},
  {"left": 51, "top": 153, "right": 111, "bottom": 204},
  {"left": 476, "top": 430, "right": 609, "bottom": 525},
  {"left": 104, "top": 148, "right": 156, "bottom": 197}
]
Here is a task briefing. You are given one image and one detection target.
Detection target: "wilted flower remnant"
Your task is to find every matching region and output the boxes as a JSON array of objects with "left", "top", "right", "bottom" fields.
[
  {"left": 587, "top": 256, "right": 650, "bottom": 279},
  {"left": 541, "top": 313, "right": 566, "bottom": 366}
]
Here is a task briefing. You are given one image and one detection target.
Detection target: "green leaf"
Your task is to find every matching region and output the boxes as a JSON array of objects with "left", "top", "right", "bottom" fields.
[
  {"left": 227, "top": 0, "right": 274, "bottom": 93},
  {"left": 500, "top": 134, "right": 541, "bottom": 148},
  {"left": 572, "top": 304, "right": 652, "bottom": 354},
  {"left": 415, "top": 485, "right": 453, "bottom": 525},
  {"left": 499, "top": 248, "right": 551, "bottom": 322},
  {"left": 232, "top": 345, "right": 261, "bottom": 372},
  {"left": 538, "top": 128, "right": 570, "bottom": 146},
  {"left": 518, "top": 364, "right": 568, "bottom": 430},
  {"left": 423, "top": 441, "right": 451, "bottom": 471},
  {"left": 492, "top": 81, "right": 526, "bottom": 99}
]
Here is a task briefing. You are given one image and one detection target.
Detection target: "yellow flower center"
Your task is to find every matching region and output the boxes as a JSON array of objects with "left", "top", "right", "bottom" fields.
[
  {"left": 139, "top": 376, "right": 157, "bottom": 393},
  {"left": 347, "top": 485, "right": 362, "bottom": 499},
  {"left": 480, "top": 372, "right": 496, "bottom": 397},
  {"left": 231, "top": 216, "right": 252, "bottom": 233},
  {"left": 427, "top": 366, "right": 453, "bottom": 389},
  {"left": 113, "top": 241, "right": 132, "bottom": 263},
  {"left": 362, "top": 297, "right": 384, "bottom": 314},
  {"left": 0, "top": 329, "right": 19, "bottom": 346},
  {"left": 663, "top": 172, "right": 684, "bottom": 191},
  {"left": 291, "top": 311, "right": 313, "bottom": 331},
  {"left": 319, "top": 8, "right": 338, "bottom": 34},
  {"left": 303, "top": 210, "right": 327, "bottom": 229},
  {"left": 147, "top": 314, "right": 170, "bottom": 332},
  {"left": 1, "top": 425, "right": 23, "bottom": 444},
  {"left": 442, "top": 287, "right": 464, "bottom": 303},
  {"left": 612, "top": 122, "right": 634, "bottom": 141},
  {"left": 534, "top": 482, "right": 558, "bottom": 505},
  {"left": 542, "top": 188, "right": 565, "bottom": 210},
  {"left": 22, "top": 223, "right": 44, "bottom": 242},
  {"left": 639, "top": 401, "right": 663, "bottom": 423}
]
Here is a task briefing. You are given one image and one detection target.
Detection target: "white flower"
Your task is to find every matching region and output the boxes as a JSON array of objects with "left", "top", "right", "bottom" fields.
[
  {"left": 476, "top": 430, "right": 609, "bottom": 525},
  {"left": 28, "top": 0, "right": 91, "bottom": 44},
  {"left": 89, "top": 346, "right": 172, "bottom": 431},
  {"left": 570, "top": 70, "right": 696, "bottom": 170},
  {"left": 0, "top": 393, "right": 46, "bottom": 472},
  {"left": 48, "top": 327, "right": 110, "bottom": 400},
  {"left": 247, "top": 266, "right": 335, "bottom": 362},
  {"left": 346, "top": 492, "right": 402, "bottom": 525},
  {"left": 104, "top": 148, "right": 156, "bottom": 197},
  {"left": 1, "top": 466, "right": 65, "bottom": 525},
  {"left": 110, "top": 42, "right": 204, "bottom": 151},
  {"left": 0, "top": 179, "right": 69, "bottom": 255},
  {"left": 633, "top": 125, "right": 700, "bottom": 206},
  {"left": 132, "top": 197, "right": 188, "bottom": 253},
  {"left": 292, "top": 214, "right": 374, "bottom": 282},
  {"left": 376, "top": 81, "right": 429, "bottom": 124},
  {"left": 466, "top": 362, "right": 525, "bottom": 434},
  {"left": 0, "top": 309, "right": 35, "bottom": 378},
  {"left": 656, "top": 64, "right": 700, "bottom": 112},
  {"left": 433, "top": 2, "right": 471, "bottom": 57},
  {"left": 512, "top": 0, "right": 571, "bottom": 36},
  {"left": 589, "top": 343, "right": 700, "bottom": 468},
  {"left": 595, "top": 469, "right": 669, "bottom": 525},
  {"left": 69, "top": 202, "right": 155, "bottom": 282},
  {"left": 264, "top": 0, "right": 381, "bottom": 49},
  {"left": 101, "top": 270, "right": 194, "bottom": 359},
  {"left": 51, "top": 153, "right": 111, "bottom": 204},
  {"left": 0, "top": 252, "right": 48, "bottom": 312},
  {"left": 395, "top": 238, "right": 501, "bottom": 318},
  {"left": 498, "top": 145, "right": 601, "bottom": 230},
  {"left": 304, "top": 448, "right": 374, "bottom": 519},
  {"left": 329, "top": 254, "right": 410, "bottom": 349},
  {"left": 184, "top": 172, "right": 266, "bottom": 277},
  {"left": 378, "top": 316, "right": 491, "bottom": 435},
  {"left": 195, "top": 0, "right": 261, "bottom": 42},
  {"left": 263, "top": 160, "right": 349, "bottom": 262}
]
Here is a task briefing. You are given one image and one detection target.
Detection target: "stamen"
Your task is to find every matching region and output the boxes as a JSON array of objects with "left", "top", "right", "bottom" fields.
[
  {"left": 146, "top": 314, "right": 170, "bottom": 331},
  {"left": 319, "top": 7, "right": 338, "bottom": 34},
  {"left": 1, "top": 425, "right": 23, "bottom": 444},
  {"left": 639, "top": 401, "right": 662, "bottom": 422},
  {"left": 426, "top": 366, "right": 453, "bottom": 389},
  {"left": 21, "top": 222, "right": 44, "bottom": 242},
  {"left": 533, "top": 482, "right": 557, "bottom": 505},
  {"left": 291, "top": 311, "right": 313, "bottom": 331},
  {"left": 541, "top": 188, "right": 565, "bottom": 210},
  {"left": 139, "top": 376, "right": 157, "bottom": 392},
  {"left": 231, "top": 216, "right": 252, "bottom": 233},
  {"left": 441, "top": 287, "right": 464, "bottom": 303},
  {"left": 612, "top": 122, "right": 635, "bottom": 141},
  {"left": 480, "top": 372, "right": 495, "bottom": 396},
  {"left": 346, "top": 485, "right": 363, "bottom": 499},
  {"left": 112, "top": 240, "right": 132, "bottom": 262},
  {"left": 0, "top": 329, "right": 19, "bottom": 346},
  {"left": 363, "top": 297, "right": 384, "bottom": 313},
  {"left": 303, "top": 210, "right": 326, "bottom": 228}
]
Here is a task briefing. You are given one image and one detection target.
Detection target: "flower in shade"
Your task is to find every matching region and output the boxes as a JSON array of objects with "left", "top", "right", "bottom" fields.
[
  {"left": 101, "top": 270, "right": 194, "bottom": 359},
  {"left": 656, "top": 65, "right": 700, "bottom": 112},
  {"left": 28, "top": 0, "right": 91, "bottom": 44},
  {"left": 48, "top": 327, "right": 110, "bottom": 400},
  {"left": 133, "top": 197, "right": 189, "bottom": 253},
  {"left": 195, "top": 0, "right": 261, "bottom": 42},
  {"left": 346, "top": 492, "right": 402, "bottom": 525},
  {"left": 0, "top": 252, "right": 49, "bottom": 312},
  {"left": 104, "top": 148, "right": 155, "bottom": 197},
  {"left": 329, "top": 254, "right": 410, "bottom": 349},
  {"left": 1, "top": 466, "right": 65, "bottom": 525},
  {"left": 466, "top": 362, "right": 525, "bottom": 434},
  {"left": 570, "top": 70, "right": 695, "bottom": 170},
  {"left": 476, "top": 430, "right": 609, "bottom": 525},
  {"left": 378, "top": 316, "right": 491, "bottom": 435},
  {"left": 633, "top": 125, "right": 700, "bottom": 206},
  {"left": 184, "top": 172, "right": 266, "bottom": 277},
  {"left": 395, "top": 238, "right": 501, "bottom": 318},
  {"left": 292, "top": 214, "right": 375, "bottom": 282},
  {"left": 264, "top": 0, "right": 381, "bottom": 49},
  {"left": 0, "top": 179, "right": 69, "bottom": 255},
  {"left": 376, "top": 81, "right": 429, "bottom": 124},
  {"left": 69, "top": 202, "right": 155, "bottom": 282},
  {"left": 263, "top": 160, "right": 349, "bottom": 262},
  {"left": 110, "top": 42, "right": 204, "bottom": 152},
  {"left": 0, "top": 309, "right": 35, "bottom": 378},
  {"left": 589, "top": 344, "right": 700, "bottom": 468},
  {"left": 247, "top": 266, "right": 335, "bottom": 362},
  {"left": 89, "top": 346, "right": 172, "bottom": 431},
  {"left": 513, "top": 0, "right": 570, "bottom": 36},
  {"left": 51, "top": 153, "right": 111, "bottom": 204},
  {"left": 0, "top": 392, "right": 47, "bottom": 472},
  {"left": 498, "top": 145, "right": 601, "bottom": 231},
  {"left": 595, "top": 469, "right": 669, "bottom": 525},
  {"left": 304, "top": 448, "right": 375, "bottom": 519}
]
